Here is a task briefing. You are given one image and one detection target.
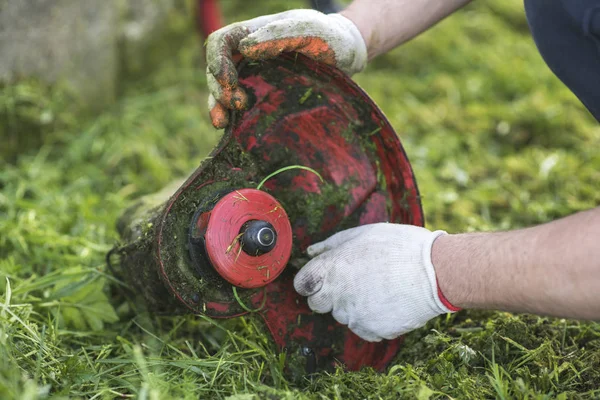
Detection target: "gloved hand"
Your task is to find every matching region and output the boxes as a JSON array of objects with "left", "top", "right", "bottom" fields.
[
  {"left": 293, "top": 223, "right": 460, "bottom": 342},
  {"left": 205, "top": 9, "right": 368, "bottom": 129}
]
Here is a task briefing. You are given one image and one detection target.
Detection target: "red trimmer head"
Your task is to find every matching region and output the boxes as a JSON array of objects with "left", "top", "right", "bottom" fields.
[{"left": 112, "top": 53, "right": 424, "bottom": 376}]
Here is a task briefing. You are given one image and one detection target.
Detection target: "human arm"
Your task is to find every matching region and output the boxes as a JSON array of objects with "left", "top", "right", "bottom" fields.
[
  {"left": 340, "top": 0, "right": 471, "bottom": 60},
  {"left": 434, "top": 206, "right": 600, "bottom": 320},
  {"left": 205, "top": 0, "right": 471, "bottom": 128},
  {"left": 293, "top": 207, "right": 600, "bottom": 342}
]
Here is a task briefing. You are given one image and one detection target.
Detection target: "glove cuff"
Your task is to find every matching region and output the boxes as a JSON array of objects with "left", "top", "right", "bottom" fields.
[
  {"left": 329, "top": 13, "right": 368, "bottom": 74},
  {"left": 423, "top": 230, "right": 461, "bottom": 314},
  {"left": 436, "top": 279, "right": 461, "bottom": 312}
]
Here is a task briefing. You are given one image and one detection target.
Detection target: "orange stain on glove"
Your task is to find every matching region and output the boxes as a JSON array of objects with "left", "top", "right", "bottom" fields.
[
  {"left": 214, "top": 53, "right": 246, "bottom": 89},
  {"left": 220, "top": 86, "right": 248, "bottom": 110},
  {"left": 241, "top": 37, "right": 336, "bottom": 66},
  {"left": 210, "top": 102, "right": 229, "bottom": 129}
]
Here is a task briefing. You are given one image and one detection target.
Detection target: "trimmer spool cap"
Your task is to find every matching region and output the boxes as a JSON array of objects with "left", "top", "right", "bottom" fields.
[{"left": 196, "top": 188, "right": 292, "bottom": 289}]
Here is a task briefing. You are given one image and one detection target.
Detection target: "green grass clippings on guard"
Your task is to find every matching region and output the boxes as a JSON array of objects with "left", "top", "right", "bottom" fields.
[{"left": 1, "top": 0, "right": 600, "bottom": 398}]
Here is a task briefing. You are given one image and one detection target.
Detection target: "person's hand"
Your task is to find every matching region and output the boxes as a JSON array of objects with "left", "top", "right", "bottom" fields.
[
  {"left": 205, "top": 9, "right": 367, "bottom": 129},
  {"left": 293, "top": 223, "right": 460, "bottom": 342}
]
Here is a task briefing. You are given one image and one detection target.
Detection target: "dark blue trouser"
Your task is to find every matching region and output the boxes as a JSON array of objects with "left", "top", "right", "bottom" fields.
[{"left": 525, "top": 0, "right": 600, "bottom": 122}]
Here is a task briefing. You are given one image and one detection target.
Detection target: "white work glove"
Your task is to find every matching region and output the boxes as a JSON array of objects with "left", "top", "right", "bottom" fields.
[
  {"left": 293, "top": 223, "right": 460, "bottom": 342},
  {"left": 205, "top": 9, "right": 368, "bottom": 128}
]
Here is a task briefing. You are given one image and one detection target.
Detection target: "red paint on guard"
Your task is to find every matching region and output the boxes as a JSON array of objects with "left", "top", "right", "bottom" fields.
[{"left": 205, "top": 189, "right": 293, "bottom": 288}]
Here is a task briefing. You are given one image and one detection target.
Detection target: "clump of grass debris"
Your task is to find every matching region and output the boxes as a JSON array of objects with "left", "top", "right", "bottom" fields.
[{"left": 2, "top": 0, "right": 600, "bottom": 398}]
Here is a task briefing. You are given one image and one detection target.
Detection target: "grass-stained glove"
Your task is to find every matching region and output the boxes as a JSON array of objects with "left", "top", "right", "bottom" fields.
[
  {"left": 205, "top": 9, "right": 368, "bottom": 129},
  {"left": 293, "top": 223, "right": 460, "bottom": 342}
]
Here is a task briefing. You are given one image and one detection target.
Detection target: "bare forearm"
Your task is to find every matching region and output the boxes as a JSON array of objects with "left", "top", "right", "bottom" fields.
[
  {"left": 340, "top": 0, "right": 472, "bottom": 60},
  {"left": 433, "top": 207, "right": 600, "bottom": 320}
]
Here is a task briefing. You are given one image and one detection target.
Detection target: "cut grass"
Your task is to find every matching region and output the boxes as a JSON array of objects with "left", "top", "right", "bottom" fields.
[
  {"left": 256, "top": 166, "right": 323, "bottom": 191},
  {"left": 2, "top": 0, "right": 600, "bottom": 398}
]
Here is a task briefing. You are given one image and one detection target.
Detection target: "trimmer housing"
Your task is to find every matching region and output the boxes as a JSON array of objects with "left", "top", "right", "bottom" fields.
[{"left": 111, "top": 53, "right": 424, "bottom": 376}]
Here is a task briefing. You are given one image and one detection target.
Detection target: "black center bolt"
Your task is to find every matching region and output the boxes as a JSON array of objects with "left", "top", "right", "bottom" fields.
[{"left": 240, "top": 220, "right": 277, "bottom": 256}]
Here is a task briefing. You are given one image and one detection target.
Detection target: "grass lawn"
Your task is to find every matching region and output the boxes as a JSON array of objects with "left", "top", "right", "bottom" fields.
[{"left": 1, "top": 0, "right": 600, "bottom": 398}]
